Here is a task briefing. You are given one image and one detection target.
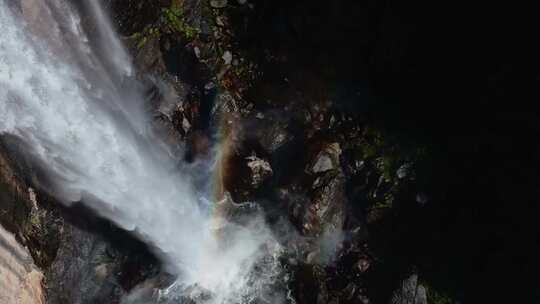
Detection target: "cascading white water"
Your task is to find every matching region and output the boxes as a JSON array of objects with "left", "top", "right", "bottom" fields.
[{"left": 0, "top": 1, "right": 283, "bottom": 303}]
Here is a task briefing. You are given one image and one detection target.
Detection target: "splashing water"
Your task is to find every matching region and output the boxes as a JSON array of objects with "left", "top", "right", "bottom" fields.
[{"left": 0, "top": 1, "right": 283, "bottom": 303}]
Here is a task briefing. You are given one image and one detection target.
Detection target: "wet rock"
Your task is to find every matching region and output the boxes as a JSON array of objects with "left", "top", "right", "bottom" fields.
[
  {"left": 193, "top": 45, "right": 202, "bottom": 59},
  {"left": 45, "top": 226, "right": 124, "bottom": 303},
  {"left": 182, "top": 117, "right": 192, "bottom": 134},
  {"left": 306, "top": 249, "right": 320, "bottom": 264},
  {"left": 45, "top": 215, "right": 159, "bottom": 304},
  {"left": 391, "top": 274, "right": 428, "bottom": 304},
  {"left": 396, "top": 163, "right": 412, "bottom": 179},
  {"left": 156, "top": 282, "right": 214, "bottom": 304},
  {"left": 245, "top": 155, "right": 272, "bottom": 188},
  {"left": 210, "top": 0, "right": 228, "bottom": 8},
  {"left": 222, "top": 50, "right": 232, "bottom": 65},
  {"left": 215, "top": 16, "right": 225, "bottom": 27},
  {"left": 0, "top": 139, "right": 63, "bottom": 268},
  {"left": 303, "top": 173, "right": 346, "bottom": 236},
  {"left": 313, "top": 154, "right": 334, "bottom": 173}
]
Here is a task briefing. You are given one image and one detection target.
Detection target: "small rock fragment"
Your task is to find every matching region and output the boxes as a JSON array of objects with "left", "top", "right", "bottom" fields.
[
  {"left": 94, "top": 263, "right": 110, "bottom": 281},
  {"left": 306, "top": 250, "right": 319, "bottom": 264},
  {"left": 312, "top": 177, "right": 322, "bottom": 189},
  {"left": 222, "top": 50, "right": 232, "bottom": 65},
  {"left": 246, "top": 155, "right": 273, "bottom": 187},
  {"left": 216, "top": 16, "right": 225, "bottom": 27},
  {"left": 329, "top": 115, "right": 336, "bottom": 128},
  {"left": 204, "top": 81, "right": 216, "bottom": 91},
  {"left": 193, "top": 46, "right": 201, "bottom": 59},
  {"left": 396, "top": 163, "right": 412, "bottom": 179}
]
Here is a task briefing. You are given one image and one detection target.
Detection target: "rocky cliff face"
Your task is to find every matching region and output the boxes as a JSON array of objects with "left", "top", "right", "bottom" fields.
[
  {"left": 0, "top": 225, "right": 45, "bottom": 304},
  {"left": 0, "top": 138, "right": 159, "bottom": 303},
  {"left": 1, "top": 0, "right": 538, "bottom": 303}
]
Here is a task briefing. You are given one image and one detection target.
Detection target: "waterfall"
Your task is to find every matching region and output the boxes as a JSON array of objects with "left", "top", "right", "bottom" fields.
[{"left": 0, "top": 1, "right": 282, "bottom": 303}]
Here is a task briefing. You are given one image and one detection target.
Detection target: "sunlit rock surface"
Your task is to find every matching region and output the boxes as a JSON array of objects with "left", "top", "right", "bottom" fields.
[{"left": 0, "top": 225, "right": 45, "bottom": 304}]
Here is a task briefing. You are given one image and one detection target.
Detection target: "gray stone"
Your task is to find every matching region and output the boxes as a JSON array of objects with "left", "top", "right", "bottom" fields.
[
  {"left": 313, "top": 154, "right": 334, "bottom": 173},
  {"left": 312, "top": 143, "right": 342, "bottom": 174}
]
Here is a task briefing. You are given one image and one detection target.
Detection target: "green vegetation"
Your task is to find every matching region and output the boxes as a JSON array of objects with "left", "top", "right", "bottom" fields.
[
  {"left": 129, "top": 4, "right": 198, "bottom": 50},
  {"left": 162, "top": 5, "right": 198, "bottom": 39}
]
